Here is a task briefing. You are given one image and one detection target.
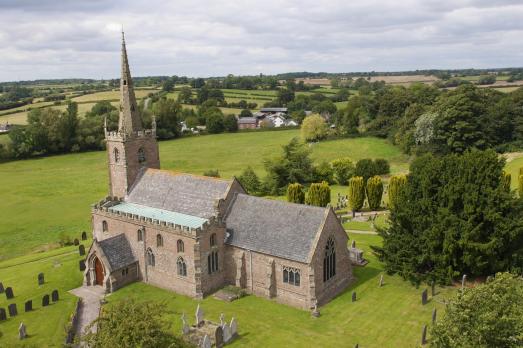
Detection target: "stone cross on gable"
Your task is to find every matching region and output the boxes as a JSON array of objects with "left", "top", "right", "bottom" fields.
[{"left": 195, "top": 304, "right": 204, "bottom": 327}]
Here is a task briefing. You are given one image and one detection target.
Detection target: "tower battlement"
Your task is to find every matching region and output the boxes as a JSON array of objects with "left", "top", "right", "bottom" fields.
[{"left": 105, "top": 129, "right": 156, "bottom": 142}]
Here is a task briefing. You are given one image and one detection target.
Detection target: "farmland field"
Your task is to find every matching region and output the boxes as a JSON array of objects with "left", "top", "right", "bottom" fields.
[{"left": 71, "top": 89, "right": 154, "bottom": 102}]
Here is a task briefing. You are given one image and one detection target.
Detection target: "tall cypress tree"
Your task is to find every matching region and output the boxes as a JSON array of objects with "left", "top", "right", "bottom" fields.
[
  {"left": 501, "top": 171, "right": 511, "bottom": 192},
  {"left": 519, "top": 175, "right": 523, "bottom": 198},
  {"left": 348, "top": 176, "right": 365, "bottom": 212},
  {"left": 305, "top": 182, "right": 330, "bottom": 207},
  {"left": 366, "top": 176, "right": 383, "bottom": 210},
  {"left": 287, "top": 183, "right": 305, "bottom": 204},
  {"left": 388, "top": 174, "right": 407, "bottom": 210}
]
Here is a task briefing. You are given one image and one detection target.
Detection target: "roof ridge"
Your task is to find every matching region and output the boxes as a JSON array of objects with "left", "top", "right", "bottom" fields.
[
  {"left": 236, "top": 193, "right": 327, "bottom": 211},
  {"left": 146, "top": 168, "right": 233, "bottom": 183}
]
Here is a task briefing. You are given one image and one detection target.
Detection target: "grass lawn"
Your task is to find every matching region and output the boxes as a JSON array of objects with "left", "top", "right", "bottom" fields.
[
  {"left": 0, "top": 130, "right": 409, "bottom": 260},
  {"left": 71, "top": 89, "right": 153, "bottom": 103},
  {"left": 106, "top": 233, "right": 455, "bottom": 347},
  {"left": 0, "top": 243, "right": 85, "bottom": 347},
  {"left": 504, "top": 152, "right": 523, "bottom": 191}
]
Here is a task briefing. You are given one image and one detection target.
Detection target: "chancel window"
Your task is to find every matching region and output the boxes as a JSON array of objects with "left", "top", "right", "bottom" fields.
[
  {"left": 177, "top": 257, "right": 187, "bottom": 277},
  {"left": 102, "top": 220, "right": 108, "bottom": 233},
  {"left": 138, "top": 147, "right": 146, "bottom": 165},
  {"left": 113, "top": 148, "right": 120, "bottom": 163},
  {"left": 323, "top": 237, "right": 336, "bottom": 282},
  {"left": 137, "top": 229, "right": 143, "bottom": 242},
  {"left": 156, "top": 234, "right": 163, "bottom": 247},
  {"left": 210, "top": 233, "right": 217, "bottom": 247},
  {"left": 283, "top": 266, "right": 301, "bottom": 286},
  {"left": 177, "top": 239, "right": 184, "bottom": 253},
  {"left": 208, "top": 251, "right": 218, "bottom": 274},
  {"left": 146, "top": 248, "right": 155, "bottom": 267}
]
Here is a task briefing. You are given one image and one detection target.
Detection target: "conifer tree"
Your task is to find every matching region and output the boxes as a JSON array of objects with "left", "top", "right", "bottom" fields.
[
  {"left": 305, "top": 181, "right": 331, "bottom": 207},
  {"left": 501, "top": 171, "right": 511, "bottom": 192},
  {"left": 348, "top": 176, "right": 365, "bottom": 212},
  {"left": 287, "top": 183, "right": 305, "bottom": 204},
  {"left": 366, "top": 176, "right": 383, "bottom": 210},
  {"left": 388, "top": 174, "right": 407, "bottom": 210},
  {"left": 519, "top": 175, "right": 523, "bottom": 198}
]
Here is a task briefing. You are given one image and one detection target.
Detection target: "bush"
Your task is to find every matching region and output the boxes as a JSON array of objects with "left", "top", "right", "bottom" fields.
[
  {"left": 203, "top": 169, "right": 220, "bottom": 177},
  {"left": 239, "top": 109, "right": 253, "bottom": 118},
  {"left": 388, "top": 174, "right": 407, "bottom": 210},
  {"left": 348, "top": 176, "right": 365, "bottom": 212},
  {"left": 354, "top": 159, "right": 375, "bottom": 182},
  {"left": 312, "top": 161, "right": 334, "bottom": 184},
  {"left": 238, "top": 166, "right": 261, "bottom": 195},
  {"left": 502, "top": 171, "right": 511, "bottom": 192},
  {"left": 373, "top": 158, "right": 390, "bottom": 175},
  {"left": 223, "top": 114, "right": 238, "bottom": 132},
  {"left": 330, "top": 158, "right": 354, "bottom": 185},
  {"left": 58, "top": 232, "right": 73, "bottom": 247},
  {"left": 205, "top": 112, "right": 225, "bottom": 134},
  {"left": 519, "top": 174, "right": 523, "bottom": 198},
  {"left": 301, "top": 114, "right": 328, "bottom": 142},
  {"left": 287, "top": 183, "right": 305, "bottom": 204},
  {"left": 305, "top": 181, "right": 330, "bottom": 207},
  {"left": 366, "top": 176, "right": 383, "bottom": 210}
]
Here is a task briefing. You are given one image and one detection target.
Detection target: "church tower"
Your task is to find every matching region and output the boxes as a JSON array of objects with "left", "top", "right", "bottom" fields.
[{"left": 105, "top": 32, "right": 160, "bottom": 198}]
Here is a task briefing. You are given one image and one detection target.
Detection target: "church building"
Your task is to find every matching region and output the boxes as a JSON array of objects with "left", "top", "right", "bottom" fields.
[{"left": 84, "top": 33, "right": 353, "bottom": 310}]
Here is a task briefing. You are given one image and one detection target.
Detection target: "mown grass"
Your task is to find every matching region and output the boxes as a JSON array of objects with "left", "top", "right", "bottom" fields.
[
  {"left": 70, "top": 89, "right": 153, "bottom": 103},
  {"left": 0, "top": 130, "right": 409, "bottom": 260}
]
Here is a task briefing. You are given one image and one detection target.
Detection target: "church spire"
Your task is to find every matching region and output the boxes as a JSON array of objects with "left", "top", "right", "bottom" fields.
[{"left": 118, "top": 31, "right": 143, "bottom": 135}]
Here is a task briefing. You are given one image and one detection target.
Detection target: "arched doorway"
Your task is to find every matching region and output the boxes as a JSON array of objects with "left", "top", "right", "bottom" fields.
[{"left": 94, "top": 257, "right": 105, "bottom": 286}]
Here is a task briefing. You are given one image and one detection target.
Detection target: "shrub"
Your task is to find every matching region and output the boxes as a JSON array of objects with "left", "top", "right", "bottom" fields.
[
  {"left": 366, "top": 176, "right": 383, "bottom": 210},
  {"left": 238, "top": 166, "right": 261, "bottom": 195},
  {"left": 348, "top": 176, "right": 365, "bottom": 212},
  {"left": 519, "top": 175, "right": 523, "bottom": 198},
  {"left": 388, "top": 174, "right": 407, "bottom": 210},
  {"left": 354, "top": 159, "right": 375, "bottom": 182},
  {"left": 330, "top": 158, "right": 354, "bottom": 185},
  {"left": 203, "top": 169, "right": 220, "bottom": 177},
  {"left": 373, "top": 158, "right": 390, "bottom": 175},
  {"left": 58, "top": 232, "right": 73, "bottom": 247},
  {"left": 239, "top": 109, "right": 252, "bottom": 118},
  {"left": 223, "top": 114, "right": 238, "bottom": 132},
  {"left": 301, "top": 114, "right": 328, "bottom": 142},
  {"left": 205, "top": 112, "right": 225, "bottom": 134},
  {"left": 287, "top": 183, "right": 305, "bottom": 204},
  {"left": 312, "top": 161, "right": 334, "bottom": 184},
  {"left": 305, "top": 182, "right": 330, "bottom": 207},
  {"left": 502, "top": 171, "right": 511, "bottom": 192}
]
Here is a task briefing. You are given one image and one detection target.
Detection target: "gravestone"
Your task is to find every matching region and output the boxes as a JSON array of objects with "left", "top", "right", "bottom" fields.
[
  {"left": 379, "top": 274, "right": 384, "bottom": 287},
  {"left": 431, "top": 281, "right": 436, "bottom": 296},
  {"left": 223, "top": 323, "right": 231, "bottom": 343},
  {"left": 74, "top": 238, "right": 79, "bottom": 246},
  {"left": 81, "top": 231, "right": 87, "bottom": 240},
  {"left": 355, "top": 345, "right": 359, "bottom": 348},
  {"left": 195, "top": 304, "right": 204, "bottom": 327},
  {"left": 461, "top": 274, "right": 467, "bottom": 289},
  {"left": 0, "top": 282, "right": 4, "bottom": 293},
  {"left": 8, "top": 303, "right": 18, "bottom": 317},
  {"left": 201, "top": 334, "right": 211, "bottom": 348},
  {"left": 79, "top": 260, "right": 86, "bottom": 271},
  {"left": 38, "top": 272, "right": 44, "bottom": 285},
  {"left": 181, "top": 313, "right": 189, "bottom": 335},
  {"left": 52, "top": 289, "right": 59, "bottom": 302},
  {"left": 421, "top": 289, "right": 428, "bottom": 305},
  {"left": 79, "top": 245, "right": 85, "bottom": 256},
  {"left": 351, "top": 240, "right": 356, "bottom": 248},
  {"left": 42, "top": 294, "right": 50, "bottom": 307},
  {"left": 312, "top": 303, "right": 320, "bottom": 318},
  {"left": 5, "top": 287, "right": 14, "bottom": 299},
  {"left": 214, "top": 325, "right": 224, "bottom": 348},
  {"left": 19, "top": 322, "right": 27, "bottom": 340},
  {"left": 352, "top": 291, "right": 357, "bottom": 302},
  {"left": 24, "top": 300, "right": 32, "bottom": 312},
  {"left": 432, "top": 308, "right": 437, "bottom": 324},
  {"left": 421, "top": 324, "right": 427, "bottom": 345},
  {"left": 0, "top": 308, "right": 6, "bottom": 321},
  {"left": 230, "top": 317, "right": 238, "bottom": 337}
]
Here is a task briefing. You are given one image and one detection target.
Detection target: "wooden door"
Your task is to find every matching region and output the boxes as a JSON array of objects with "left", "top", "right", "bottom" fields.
[{"left": 94, "top": 257, "right": 105, "bottom": 286}]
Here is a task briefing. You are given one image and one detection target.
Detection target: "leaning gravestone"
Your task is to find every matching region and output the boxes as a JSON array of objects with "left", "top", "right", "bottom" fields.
[
  {"left": 38, "top": 272, "right": 44, "bottom": 285},
  {"left": 24, "top": 300, "right": 32, "bottom": 312},
  {"left": 352, "top": 291, "right": 357, "bottom": 302},
  {"left": 42, "top": 294, "right": 50, "bottom": 307},
  {"left": 81, "top": 231, "right": 87, "bottom": 240},
  {"left": 0, "top": 282, "right": 4, "bottom": 293},
  {"left": 51, "top": 290, "right": 59, "bottom": 302},
  {"left": 79, "top": 260, "right": 86, "bottom": 271},
  {"left": 421, "top": 324, "right": 427, "bottom": 345},
  {"left": 74, "top": 238, "right": 79, "bottom": 246},
  {"left": 19, "top": 322, "right": 27, "bottom": 340},
  {"left": 5, "top": 286, "right": 14, "bottom": 299},
  {"left": 431, "top": 281, "right": 436, "bottom": 296},
  {"left": 8, "top": 303, "right": 18, "bottom": 317},
  {"left": 79, "top": 245, "right": 85, "bottom": 256},
  {"left": 432, "top": 308, "right": 437, "bottom": 324},
  {"left": 230, "top": 317, "right": 238, "bottom": 337},
  {"left": 0, "top": 307, "right": 7, "bottom": 321},
  {"left": 421, "top": 289, "right": 428, "bottom": 305},
  {"left": 195, "top": 304, "right": 204, "bottom": 327},
  {"left": 214, "top": 325, "right": 224, "bottom": 348}
]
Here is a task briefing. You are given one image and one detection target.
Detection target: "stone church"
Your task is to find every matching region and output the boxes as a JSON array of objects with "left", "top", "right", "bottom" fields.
[{"left": 84, "top": 33, "right": 353, "bottom": 310}]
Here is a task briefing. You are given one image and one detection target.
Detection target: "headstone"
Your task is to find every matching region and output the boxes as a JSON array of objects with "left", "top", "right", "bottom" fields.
[
  {"left": 230, "top": 317, "right": 238, "bottom": 337},
  {"left": 421, "top": 289, "right": 428, "bottom": 305},
  {"left": 19, "top": 322, "right": 27, "bottom": 340},
  {"left": 421, "top": 324, "right": 427, "bottom": 345},
  {"left": 0, "top": 282, "right": 4, "bottom": 293},
  {"left": 312, "top": 303, "right": 320, "bottom": 317},
  {"left": 38, "top": 272, "right": 44, "bottom": 285},
  {"left": 24, "top": 300, "right": 32, "bottom": 312},
  {"left": 52, "top": 289, "right": 59, "bottom": 302},
  {"left": 5, "top": 286, "right": 14, "bottom": 299},
  {"left": 351, "top": 240, "right": 356, "bottom": 248},
  {"left": 74, "top": 238, "right": 79, "bottom": 246},
  {"left": 0, "top": 308, "right": 6, "bottom": 321},
  {"left": 379, "top": 274, "right": 384, "bottom": 287},
  {"left": 79, "top": 260, "right": 86, "bottom": 271},
  {"left": 81, "top": 231, "right": 87, "bottom": 240},
  {"left": 351, "top": 291, "right": 357, "bottom": 302},
  {"left": 42, "top": 294, "right": 50, "bottom": 307},
  {"left": 214, "top": 325, "right": 224, "bottom": 348},
  {"left": 195, "top": 304, "right": 204, "bottom": 327},
  {"left": 461, "top": 274, "right": 467, "bottom": 290},
  {"left": 431, "top": 281, "right": 436, "bottom": 296},
  {"left": 355, "top": 345, "right": 359, "bottom": 348},
  {"left": 432, "top": 308, "right": 437, "bottom": 324},
  {"left": 79, "top": 244, "right": 85, "bottom": 256},
  {"left": 181, "top": 313, "right": 189, "bottom": 335},
  {"left": 223, "top": 323, "right": 231, "bottom": 343},
  {"left": 201, "top": 334, "right": 211, "bottom": 348},
  {"left": 8, "top": 303, "right": 18, "bottom": 317}
]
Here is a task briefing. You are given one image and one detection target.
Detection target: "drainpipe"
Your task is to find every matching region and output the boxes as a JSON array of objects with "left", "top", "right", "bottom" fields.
[{"left": 143, "top": 227, "right": 148, "bottom": 282}]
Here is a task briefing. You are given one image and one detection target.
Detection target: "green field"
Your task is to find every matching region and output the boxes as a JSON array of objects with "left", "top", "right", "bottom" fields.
[
  {"left": 504, "top": 153, "right": 523, "bottom": 190},
  {"left": 0, "top": 130, "right": 409, "bottom": 260}
]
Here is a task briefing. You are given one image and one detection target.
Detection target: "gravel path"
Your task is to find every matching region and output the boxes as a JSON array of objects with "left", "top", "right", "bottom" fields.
[{"left": 69, "top": 285, "right": 106, "bottom": 344}]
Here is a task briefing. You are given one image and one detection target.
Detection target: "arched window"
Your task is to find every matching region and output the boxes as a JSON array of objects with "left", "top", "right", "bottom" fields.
[
  {"left": 123, "top": 79, "right": 127, "bottom": 86},
  {"left": 208, "top": 251, "right": 218, "bottom": 274},
  {"left": 138, "top": 147, "right": 146, "bottom": 165},
  {"left": 156, "top": 234, "right": 163, "bottom": 247},
  {"left": 323, "top": 237, "right": 336, "bottom": 282},
  {"left": 137, "top": 229, "right": 143, "bottom": 242},
  {"left": 146, "top": 248, "right": 155, "bottom": 267},
  {"left": 283, "top": 266, "right": 300, "bottom": 286},
  {"left": 102, "top": 220, "right": 108, "bottom": 232},
  {"left": 210, "top": 233, "right": 217, "bottom": 247},
  {"left": 177, "top": 257, "right": 187, "bottom": 277},
  {"left": 177, "top": 239, "right": 184, "bottom": 253},
  {"left": 113, "top": 148, "right": 120, "bottom": 163}
]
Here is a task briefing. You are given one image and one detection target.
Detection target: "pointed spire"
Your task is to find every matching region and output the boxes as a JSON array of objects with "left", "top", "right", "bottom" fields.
[{"left": 118, "top": 31, "right": 143, "bottom": 135}]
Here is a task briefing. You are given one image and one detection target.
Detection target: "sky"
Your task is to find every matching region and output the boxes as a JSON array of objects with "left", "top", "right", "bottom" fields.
[{"left": 1, "top": 0, "right": 522, "bottom": 82}]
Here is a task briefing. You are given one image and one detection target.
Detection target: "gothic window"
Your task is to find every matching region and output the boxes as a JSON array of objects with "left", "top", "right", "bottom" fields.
[
  {"left": 137, "top": 229, "right": 143, "bottom": 242},
  {"left": 102, "top": 220, "right": 108, "bottom": 233},
  {"left": 156, "top": 234, "right": 163, "bottom": 247},
  {"left": 138, "top": 147, "right": 146, "bottom": 165},
  {"left": 283, "top": 266, "right": 300, "bottom": 286},
  {"left": 207, "top": 251, "right": 218, "bottom": 274},
  {"left": 177, "top": 257, "right": 187, "bottom": 277},
  {"left": 113, "top": 148, "right": 120, "bottom": 163},
  {"left": 210, "top": 233, "right": 217, "bottom": 247},
  {"left": 323, "top": 237, "right": 336, "bottom": 282},
  {"left": 123, "top": 79, "right": 127, "bottom": 86},
  {"left": 146, "top": 248, "right": 155, "bottom": 267},
  {"left": 177, "top": 239, "right": 184, "bottom": 253}
]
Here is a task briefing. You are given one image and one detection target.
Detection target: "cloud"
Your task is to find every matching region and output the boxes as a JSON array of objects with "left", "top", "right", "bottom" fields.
[{"left": 0, "top": 0, "right": 522, "bottom": 81}]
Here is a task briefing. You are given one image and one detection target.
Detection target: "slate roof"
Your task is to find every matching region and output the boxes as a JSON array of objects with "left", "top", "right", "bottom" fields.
[
  {"left": 98, "top": 234, "right": 136, "bottom": 271},
  {"left": 237, "top": 117, "right": 257, "bottom": 124},
  {"left": 126, "top": 169, "right": 233, "bottom": 218},
  {"left": 224, "top": 193, "right": 328, "bottom": 263}
]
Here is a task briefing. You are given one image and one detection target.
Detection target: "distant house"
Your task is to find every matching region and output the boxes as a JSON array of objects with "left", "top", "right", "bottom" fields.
[
  {"left": 268, "top": 115, "right": 287, "bottom": 128},
  {"left": 237, "top": 117, "right": 257, "bottom": 129},
  {"left": 260, "top": 107, "right": 288, "bottom": 114},
  {"left": 286, "top": 119, "right": 298, "bottom": 127}
]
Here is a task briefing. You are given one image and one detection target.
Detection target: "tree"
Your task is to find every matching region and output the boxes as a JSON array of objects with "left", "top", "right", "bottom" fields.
[
  {"left": 239, "top": 109, "right": 252, "bottom": 118},
  {"left": 82, "top": 299, "right": 193, "bottom": 348},
  {"left": 287, "top": 183, "right": 305, "bottom": 204},
  {"left": 59, "top": 101, "right": 78, "bottom": 151},
  {"left": 277, "top": 88, "right": 295, "bottom": 105},
  {"left": 502, "top": 171, "right": 512, "bottom": 192},
  {"left": 185, "top": 116, "right": 198, "bottom": 129},
  {"left": 519, "top": 174, "right": 523, "bottom": 198},
  {"left": 152, "top": 98, "right": 182, "bottom": 139},
  {"left": 366, "top": 176, "right": 383, "bottom": 210},
  {"left": 313, "top": 161, "right": 334, "bottom": 184},
  {"left": 223, "top": 114, "right": 238, "bottom": 132},
  {"left": 305, "top": 181, "right": 330, "bottom": 207},
  {"left": 162, "top": 78, "right": 175, "bottom": 92},
  {"left": 330, "top": 158, "right": 354, "bottom": 185},
  {"left": 477, "top": 74, "right": 496, "bottom": 85},
  {"left": 177, "top": 87, "right": 193, "bottom": 104},
  {"left": 431, "top": 272, "right": 523, "bottom": 348},
  {"left": 348, "top": 176, "right": 365, "bottom": 212},
  {"left": 301, "top": 114, "right": 328, "bottom": 142},
  {"left": 205, "top": 110, "right": 225, "bottom": 134},
  {"left": 238, "top": 166, "right": 261, "bottom": 195},
  {"left": 373, "top": 159, "right": 390, "bottom": 175},
  {"left": 377, "top": 151, "right": 523, "bottom": 285},
  {"left": 388, "top": 174, "right": 407, "bottom": 210},
  {"left": 354, "top": 159, "right": 376, "bottom": 182}
]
